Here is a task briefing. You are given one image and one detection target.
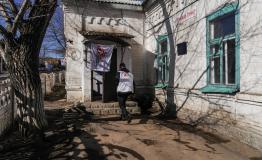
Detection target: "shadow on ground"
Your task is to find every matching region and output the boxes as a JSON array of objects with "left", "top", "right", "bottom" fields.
[
  {"left": 0, "top": 104, "right": 259, "bottom": 160},
  {"left": 0, "top": 105, "right": 145, "bottom": 160}
]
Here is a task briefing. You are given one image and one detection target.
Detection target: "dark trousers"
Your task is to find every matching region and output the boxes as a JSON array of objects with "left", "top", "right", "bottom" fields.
[{"left": 117, "top": 92, "right": 131, "bottom": 118}]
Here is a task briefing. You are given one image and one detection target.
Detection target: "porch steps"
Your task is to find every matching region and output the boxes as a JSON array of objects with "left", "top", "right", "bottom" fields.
[{"left": 84, "top": 101, "right": 141, "bottom": 116}]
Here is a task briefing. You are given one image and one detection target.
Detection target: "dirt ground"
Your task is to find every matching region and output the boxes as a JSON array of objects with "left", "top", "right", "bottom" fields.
[{"left": 1, "top": 100, "right": 262, "bottom": 160}]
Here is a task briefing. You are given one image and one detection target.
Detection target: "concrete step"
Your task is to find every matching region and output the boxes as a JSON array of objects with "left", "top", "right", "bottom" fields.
[
  {"left": 85, "top": 107, "right": 140, "bottom": 116},
  {"left": 84, "top": 101, "right": 140, "bottom": 116}
]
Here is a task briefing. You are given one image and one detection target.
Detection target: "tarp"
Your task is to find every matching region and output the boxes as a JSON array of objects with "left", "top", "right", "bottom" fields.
[{"left": 91, "top": 44, "right": 114, "bottom": 72}]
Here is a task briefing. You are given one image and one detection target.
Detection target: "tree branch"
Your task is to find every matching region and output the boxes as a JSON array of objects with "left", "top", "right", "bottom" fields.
[
  {"left": 11, "top": 0, "right": 30, "bottom": 34},
  {"left": 0, "top": 3, "right": 13, "bottom": 27},
  {"left": 7, "top": 0, "right": 18, "bottom": 15},
  {"left": 0, "top": 25, "right": 9, "bottom": 39},
  {"left": 29, "top": 0, "right": 57, "bottom": 53}
]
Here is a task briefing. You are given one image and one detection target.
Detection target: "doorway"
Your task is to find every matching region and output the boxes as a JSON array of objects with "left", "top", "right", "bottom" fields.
[{"left": 91, "top": 48, "right": 117, "bottom": 102}]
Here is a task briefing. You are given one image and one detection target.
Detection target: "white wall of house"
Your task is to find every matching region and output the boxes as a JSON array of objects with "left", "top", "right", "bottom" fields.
[
  {"left": 145, "top": 0, "right": 262, "bottom": 150},
  {"left": 63, "top": 0, "right": 146, "bottom": 102},
  {"left": 63, "top": 0, "right": 262, "bottom": 149}
]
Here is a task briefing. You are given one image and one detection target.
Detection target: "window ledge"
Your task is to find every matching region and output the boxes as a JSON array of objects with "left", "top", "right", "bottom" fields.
[
  {"left": 200, "top": 85, "right": 239, "bottom": 94},
  {"left": 154, "top": 83, "right": 168, "bottom": 88}
]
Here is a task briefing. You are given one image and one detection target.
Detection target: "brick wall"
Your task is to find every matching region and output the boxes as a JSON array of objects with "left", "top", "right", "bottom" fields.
[{"left": 0, "top": 76, "right": 15, "bottom": 136}]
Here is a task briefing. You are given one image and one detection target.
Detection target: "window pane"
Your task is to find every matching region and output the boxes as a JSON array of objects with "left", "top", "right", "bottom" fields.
[
  {"left": 210, "top": 13, "right": 235, "bottom": 39},
  {"left": 157, "top": 37, "right": 169, "bottom": 83},
  {"left": 158, "top": 55, "right": 168, "bottom": 83},
  {"left": 211, "top": 45, "right": 220, "bottom": 55},
  {"left": 162, "top": 62, "right": 166, "bottom": 82},
  {"left": 210, "top": 56, "right": 220, "bottom": 84},
  {"left": 227, "top": 39, "right": 236, "bottom": 84},
  {"left": 222, "top": 39, "right": 236, "bottom": 84},
  {"left": 160, "top": 39, "right": 168, "bottom": 54},
  {"left": 158, "top": 56, "right": 162, "bottom": 82},
  {"left": 210, "top": 45, "right": 221, "bottom": 84}
]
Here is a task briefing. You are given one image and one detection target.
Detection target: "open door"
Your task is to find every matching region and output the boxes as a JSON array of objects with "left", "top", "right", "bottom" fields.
[
  {"left": 91, "top": 71, "right": 103, "bottom": 101},
  {"left": 103, "top": 49, "right": 117, "bottom": 102}
]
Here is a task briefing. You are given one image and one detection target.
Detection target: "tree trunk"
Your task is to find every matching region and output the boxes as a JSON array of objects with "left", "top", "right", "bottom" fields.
[
  {"left": 0, "top": 0, "right": 57, "bottom": 137},
  {"left": 7, "top": 46, "right": 47, "bottom": 137}
]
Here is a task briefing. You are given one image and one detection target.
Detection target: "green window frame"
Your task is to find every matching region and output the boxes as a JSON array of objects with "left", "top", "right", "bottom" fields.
[
  {"left": 155, "top": 35, "right": 169, "bottom": 88},
  {"left": 201, "top": 2, "right": 240, "bottom": 94}
]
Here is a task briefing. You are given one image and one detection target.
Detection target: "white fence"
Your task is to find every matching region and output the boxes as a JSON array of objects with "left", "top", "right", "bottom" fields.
[
  {"left": 40, "top": 71, "right": 65, "bottom": 96},
  {"left": 0, "top": 76, "right": 15, "bottom": 136},
  {"left": 0, "top": 71, "right": 65, "bottom": 136}
]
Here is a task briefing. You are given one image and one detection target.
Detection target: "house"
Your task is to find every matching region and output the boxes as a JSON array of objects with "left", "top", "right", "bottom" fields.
[
  {"left": 63, "top": 0, "right": 262, "bottom": 150},
  {"left": 62, "top": 0, "right": 152, "bottom": 102}
]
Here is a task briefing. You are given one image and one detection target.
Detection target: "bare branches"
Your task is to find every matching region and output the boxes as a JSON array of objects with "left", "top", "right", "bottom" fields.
[
  {"left": 7, "top": 0, "right": 18, "bottom": 15},
  {"left": 11, "top": 0, "right": 30, "bottom": 34},
  {"left": 0, "top": 25, "right": 9, "bottom": 39},
  {"left": 0, "top": 3, "right": 12, "bottom": 27},
  {"left": 0, "top": 0, "right": 58, "bottom": 54}
]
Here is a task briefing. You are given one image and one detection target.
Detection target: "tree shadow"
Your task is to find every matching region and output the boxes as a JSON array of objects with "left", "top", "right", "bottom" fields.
[
  {"left": 0, "top": 104, "right": 145, "bottom": 160},
  {"left": 250, "top": 158, "right": 262, "bottom": 160},
  {"left": 132, "top": 115, "right": 230, "bottom": 154}
]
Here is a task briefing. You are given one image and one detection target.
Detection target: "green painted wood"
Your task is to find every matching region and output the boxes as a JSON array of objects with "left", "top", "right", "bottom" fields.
[
  {"left": 207, "top": 2, "right": 238, "bottom": 21},
  {"left": 200, "top": 85, "right": 238, "bottom": 94},
  {"left": 204, "top": 2, "right": 240, "bottom": 93},
  {"left": 154, "top": 83, "right": 168, "bottom": 88},
  {"left": 156, "top": 35, "right": 169, "bottom": 84},
  {"left": 236, "top": 7, "right": 241, "bottom": 89}
]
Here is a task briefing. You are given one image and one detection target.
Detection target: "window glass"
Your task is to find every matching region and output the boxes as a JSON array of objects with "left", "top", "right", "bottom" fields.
[
  {"left": 210, "top": 45, "right": 221, "bottom": 84},
  {"left": 210, "top": 13, "right": 235, "bottom": 39},
  {"left": 208, "top": 11, "right": 237, "bottom": 86},
  {"left": 211, "top": 45, "right": 220, "bottom": 55},
  {"left": 204, "top": 4, "right": 239, "bottom": 93},
  {"left": 157, "top": 36, "right": 169, "bottom": 84},
  {"left": 223, "top": 39, "right": 236, "bottom": 84},
  {"left": 160, "top": 39, "right": 168, "bottom": 54},
  {"left": 210, "top": 56, "right": 220, "bottom": 84}
]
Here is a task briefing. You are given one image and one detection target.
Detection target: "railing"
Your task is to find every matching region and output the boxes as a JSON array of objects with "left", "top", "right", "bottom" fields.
[{"left": 0, "top": 76, "right": 15, "bottom": 136}]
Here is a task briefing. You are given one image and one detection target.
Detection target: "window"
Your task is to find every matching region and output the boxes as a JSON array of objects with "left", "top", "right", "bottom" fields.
[
  {"left": 201, "top": 3, "right": 240, "bottom": 93},
  {"left": 155, "top": 35, "right": 169, "bottom": 87}
]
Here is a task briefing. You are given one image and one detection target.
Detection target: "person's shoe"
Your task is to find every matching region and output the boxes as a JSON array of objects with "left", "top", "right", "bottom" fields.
[
  {"left": 120, "top": 114, "right": 127, "bottom": 121},
  {"left": 127, "top": 114, "right": 132, "bottom": 124}
]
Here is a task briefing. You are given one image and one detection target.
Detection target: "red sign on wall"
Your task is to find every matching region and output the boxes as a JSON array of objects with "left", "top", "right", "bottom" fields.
[{"left": 176, "top": 9, "right": 197, "bottom": 23}]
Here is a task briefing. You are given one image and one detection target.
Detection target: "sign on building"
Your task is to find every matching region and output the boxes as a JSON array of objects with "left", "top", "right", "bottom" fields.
[{"left": 91, "top": 44, "right": 114, "bottom": 72}]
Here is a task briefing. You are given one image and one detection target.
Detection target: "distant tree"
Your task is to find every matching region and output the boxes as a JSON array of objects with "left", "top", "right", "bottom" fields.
[{"left": 0, "top": 0, "right": 57, "bottom": 136}]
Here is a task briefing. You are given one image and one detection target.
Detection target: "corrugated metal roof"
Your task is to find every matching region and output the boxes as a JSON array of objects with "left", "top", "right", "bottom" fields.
[{"left": 89, "top": 0, "right": 144, "bottom": 6}]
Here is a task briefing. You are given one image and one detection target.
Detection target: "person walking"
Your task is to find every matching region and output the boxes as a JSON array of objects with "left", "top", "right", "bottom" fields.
[{"left": 116, "top": 63, "right": 135, "bottom": 122}]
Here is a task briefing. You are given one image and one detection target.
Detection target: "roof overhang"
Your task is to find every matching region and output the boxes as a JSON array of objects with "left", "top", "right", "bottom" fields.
[
  {"left": 88, "top": 0, "right": 144, "bottom": 6},
  {"left": 81, "top": 31, "right": 134, "bottom": 47},
  {"left": 62, "top": 0, "right": 144, "bottom": 11}
]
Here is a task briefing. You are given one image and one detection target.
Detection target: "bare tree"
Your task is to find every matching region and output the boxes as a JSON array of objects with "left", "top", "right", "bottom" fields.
[
  {"left": 41, "top": 4, "right": 65, "bottom": 57},
  {"left": 0, "top": 0, "right": 57, "bottom": 136}
]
